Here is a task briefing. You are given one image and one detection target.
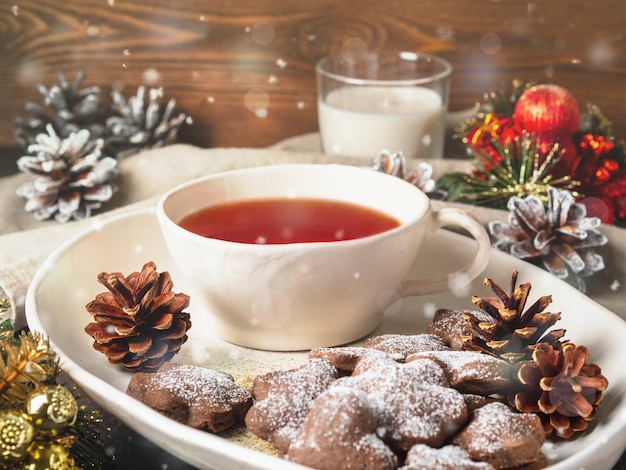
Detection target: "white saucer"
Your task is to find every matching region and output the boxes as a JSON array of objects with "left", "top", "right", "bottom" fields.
[{"left": 25, "top": 207, "right": 626, "bottom": 469}]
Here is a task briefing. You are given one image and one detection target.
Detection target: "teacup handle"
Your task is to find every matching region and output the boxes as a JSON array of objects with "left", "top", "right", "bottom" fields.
[{"left": 397, "top": 207, "right": 491, "bottom": 296}]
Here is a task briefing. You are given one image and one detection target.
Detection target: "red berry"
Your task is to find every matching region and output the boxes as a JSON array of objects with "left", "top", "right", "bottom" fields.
[{"left": 513, "top": 84, "right": 580, "bottom": 135}]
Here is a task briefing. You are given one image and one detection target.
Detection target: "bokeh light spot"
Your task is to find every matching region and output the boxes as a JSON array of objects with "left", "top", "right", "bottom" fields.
[
  {"left": 480, "top": 32, "right": 502, "bottom": 55},
  {"left": 249, "top": 289, "right": 292, "bottom": 329},
  {"left": 341, "top": 38, "right": 368, "bottom": 65},
  {"left": 251, "top": 21, "right": 275, "bottom": 45},
  {"left": 379, "top": 290, "right": 402, "bottom": 316},
  {"left": 244, "top": 88, "right": 270, "bottom": 115},
  {"left": 580, "top": 197, "right": 610, "bottom": 224},
  {"left": 142, "top": 68, "right": 161, "bottom": 85},
  {"left": 86, "top": 25, "right": 100, "bottom": 36}
]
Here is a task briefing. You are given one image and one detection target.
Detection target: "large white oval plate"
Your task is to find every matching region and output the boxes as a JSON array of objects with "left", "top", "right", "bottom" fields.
[{"left": 25, "top": 207, "right": 626, "bottom": 470}]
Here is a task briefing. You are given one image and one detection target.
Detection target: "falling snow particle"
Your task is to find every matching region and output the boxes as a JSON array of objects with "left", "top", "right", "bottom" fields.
[
  {"left": 276, "top": 58, "right": 287, "bottom": 68},
  {"left": 611, "top": 280, "right": 620, "bottom": 291},
  {"left": 11, "top": 5, "right": 19, "bottom": 15},
  {"left": 295, "top": 92, "right": 312, "bottom": 110}
]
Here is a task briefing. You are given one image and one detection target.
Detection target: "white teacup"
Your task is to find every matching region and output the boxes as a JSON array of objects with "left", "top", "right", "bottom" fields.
[{"left": 156, "top": 163, "right": 491, "bottom": 351}]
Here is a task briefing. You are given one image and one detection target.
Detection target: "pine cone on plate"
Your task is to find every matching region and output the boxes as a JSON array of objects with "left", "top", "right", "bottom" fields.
[
  {"left": 16, "top": 124, "right": 118, "bottom": 223},
  {"left": 84, "top": 261, "right": 191, "bottom": 371},
  {"left": 461, "top": 269, "right": 566, "bottom": 363},
  {"left": 512, "top": 342, "right": 608, "bottom": 438}
]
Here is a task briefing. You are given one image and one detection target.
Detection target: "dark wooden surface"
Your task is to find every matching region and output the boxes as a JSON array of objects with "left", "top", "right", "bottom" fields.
[{"left": 1, "top": 0, "right": 626, "bottom": 158}]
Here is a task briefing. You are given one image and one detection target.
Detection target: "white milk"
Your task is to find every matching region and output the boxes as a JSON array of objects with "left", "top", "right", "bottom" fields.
[{"left": 318, "top": 85, "right": 445, "bottom": 159}]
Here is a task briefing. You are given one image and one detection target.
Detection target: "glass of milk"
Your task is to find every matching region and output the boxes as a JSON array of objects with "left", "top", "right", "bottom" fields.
[{"left": 316, "top": 51, "right": 452, "bottom": 159}]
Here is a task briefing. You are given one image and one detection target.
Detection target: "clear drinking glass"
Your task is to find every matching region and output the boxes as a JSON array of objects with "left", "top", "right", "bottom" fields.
[{"left": 316, "top": 50, "right": 452, "bottom": 159}]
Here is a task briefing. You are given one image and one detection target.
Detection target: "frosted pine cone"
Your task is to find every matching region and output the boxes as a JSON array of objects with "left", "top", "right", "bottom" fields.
[
  {"left": 85, "top": 261, "right": 191, "bottom": 371},
  {"left": 372, "top": 150, "right": 436, "bottom": 194},
  {"left": 489, "top": 187, "right": 607, "bottom": 291},
  {"left": 14, "top": 70, "right": 105, "bottom": 149},
  {"left": 16, "top": 124, "right": 117, "bottom": 223},
  {"left": 106, "top": 86, "right": 187, "bottom": 158}
]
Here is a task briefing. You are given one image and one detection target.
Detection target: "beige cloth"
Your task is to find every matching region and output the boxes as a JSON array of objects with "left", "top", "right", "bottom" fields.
[{"left": 1, "top": 140, "right": 625, "bottom": 330}]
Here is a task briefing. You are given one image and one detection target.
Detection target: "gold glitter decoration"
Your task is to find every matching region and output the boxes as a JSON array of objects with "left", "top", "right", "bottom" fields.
[
  {"left": 0, "top": 410, "right": 35, "bottom": 463},
  {"left": 439, "top": 133, "right": 581, "bottom": 209},
  {"left": 23, "top": 443, "right": 76, "bottom": 470},
  {"left": 25, "top": 385, "right": 79, "bottom": 436},
  {"left": 0, "top": 329, "right": 58, "bottom": 407},
  {"left": 0, "top": 318, "right": 111, "bottom": 469}
]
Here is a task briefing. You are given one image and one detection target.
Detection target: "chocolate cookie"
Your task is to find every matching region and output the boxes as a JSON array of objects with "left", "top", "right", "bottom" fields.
[
  {"left": 335, "top": 351, "right": 467, "bottom": 450},
  {"left": 400, "top": 444, "right": 496, "bottom": 470},
  {"left": 126, "top": 362, "right": 252, "bottom": 432},
  {"left": 287, "top": 386, "right": 398, "bottom": 470},
  {"left": 245, "top": 358, "right": 338, "bottom": 456},
  {"left": 363, "top": 333, "right": 450, "bottom": 359},
  {"left": 309, "top": 346, "right": 375, "bottom": 375},
  {"left": 406, "top": 350, "right": 513, "bottom": 394},
  {"left": 451, "top": 402, "right": 546, "bottom": 469},
  {"left": 426, "top": 309, "right": 495, "bottom": 350}
]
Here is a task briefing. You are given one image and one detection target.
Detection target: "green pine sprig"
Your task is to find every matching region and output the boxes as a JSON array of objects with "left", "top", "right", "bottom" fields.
[{"left": 438, "top": 133, "right": 581, "bottom": 209}]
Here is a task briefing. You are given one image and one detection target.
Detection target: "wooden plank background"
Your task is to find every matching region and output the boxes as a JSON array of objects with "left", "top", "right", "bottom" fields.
[{"left": 1, "top": 0, "right": 625, "bottom": 160}]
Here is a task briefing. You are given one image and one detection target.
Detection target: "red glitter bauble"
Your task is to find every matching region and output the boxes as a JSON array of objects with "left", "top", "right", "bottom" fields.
[{"left": 513, "top": 84, "right": 580, "bottom": 135}]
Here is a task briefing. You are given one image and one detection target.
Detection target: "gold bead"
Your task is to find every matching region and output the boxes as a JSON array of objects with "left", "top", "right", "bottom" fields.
[
  {"left": 24, "top": 443, "right": 75, "bottom": 470},
  {"left": 25, "top": 385, "right": 78, "bottom": 436},
  {"left": 0, "top": 410, "right": 35, "bottom": 463}
]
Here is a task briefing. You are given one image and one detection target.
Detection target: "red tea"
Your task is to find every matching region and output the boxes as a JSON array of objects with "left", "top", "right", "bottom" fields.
[{"left": 178, "top": 198, "right": 400, "bottom": 244}]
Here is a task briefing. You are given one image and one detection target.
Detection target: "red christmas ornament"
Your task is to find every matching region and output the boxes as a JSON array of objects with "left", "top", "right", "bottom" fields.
[
  {"left": 466, "top": 113, "right": 523, "bottom": 168},
  {"left": 534, "top": 129, "right": 578, "bottom": 176},
  {"left": 513, "top": 84, "right": 580, "bottom": 135}
]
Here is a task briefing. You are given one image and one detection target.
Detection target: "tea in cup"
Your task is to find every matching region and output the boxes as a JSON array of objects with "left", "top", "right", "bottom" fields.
[{"left": 156, "top": 163, "right": 490, "bottom": 351}]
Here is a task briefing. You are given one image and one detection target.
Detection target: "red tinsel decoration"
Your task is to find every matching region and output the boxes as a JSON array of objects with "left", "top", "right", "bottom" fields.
[
  {"left": 461, "top": 83, "right": 626, "bottom": 226},
  {"left": 573, "top": 133, "right": 626, "bottom": 224}
]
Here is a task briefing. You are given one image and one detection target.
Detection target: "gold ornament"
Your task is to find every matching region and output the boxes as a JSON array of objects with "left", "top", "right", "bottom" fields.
[
  {"left": 25, "top": 385, "right": 78, "bottom": 436},
  {"left": 24, "top": 443, "right": 76, "bottom": 470},
  {"left": 0, "top": 410, "right": 35, "bottom": 463},
  {"left": 0, "top": 320, "right": 112, "bottom": 468},
  {"left": 0, "top": 329, "right": 58, "bottom": 407}
]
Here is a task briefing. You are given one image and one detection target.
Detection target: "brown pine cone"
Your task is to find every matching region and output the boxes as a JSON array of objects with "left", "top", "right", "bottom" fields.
[
  {"left": 511, "top": 342, "right": 608, "bottom": 438},
  {"left": 85, "top": 261, "right": 191, "bottom": 371},
  {"left": 462, "top": 269, "right": 566, "bottom": 363}
]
